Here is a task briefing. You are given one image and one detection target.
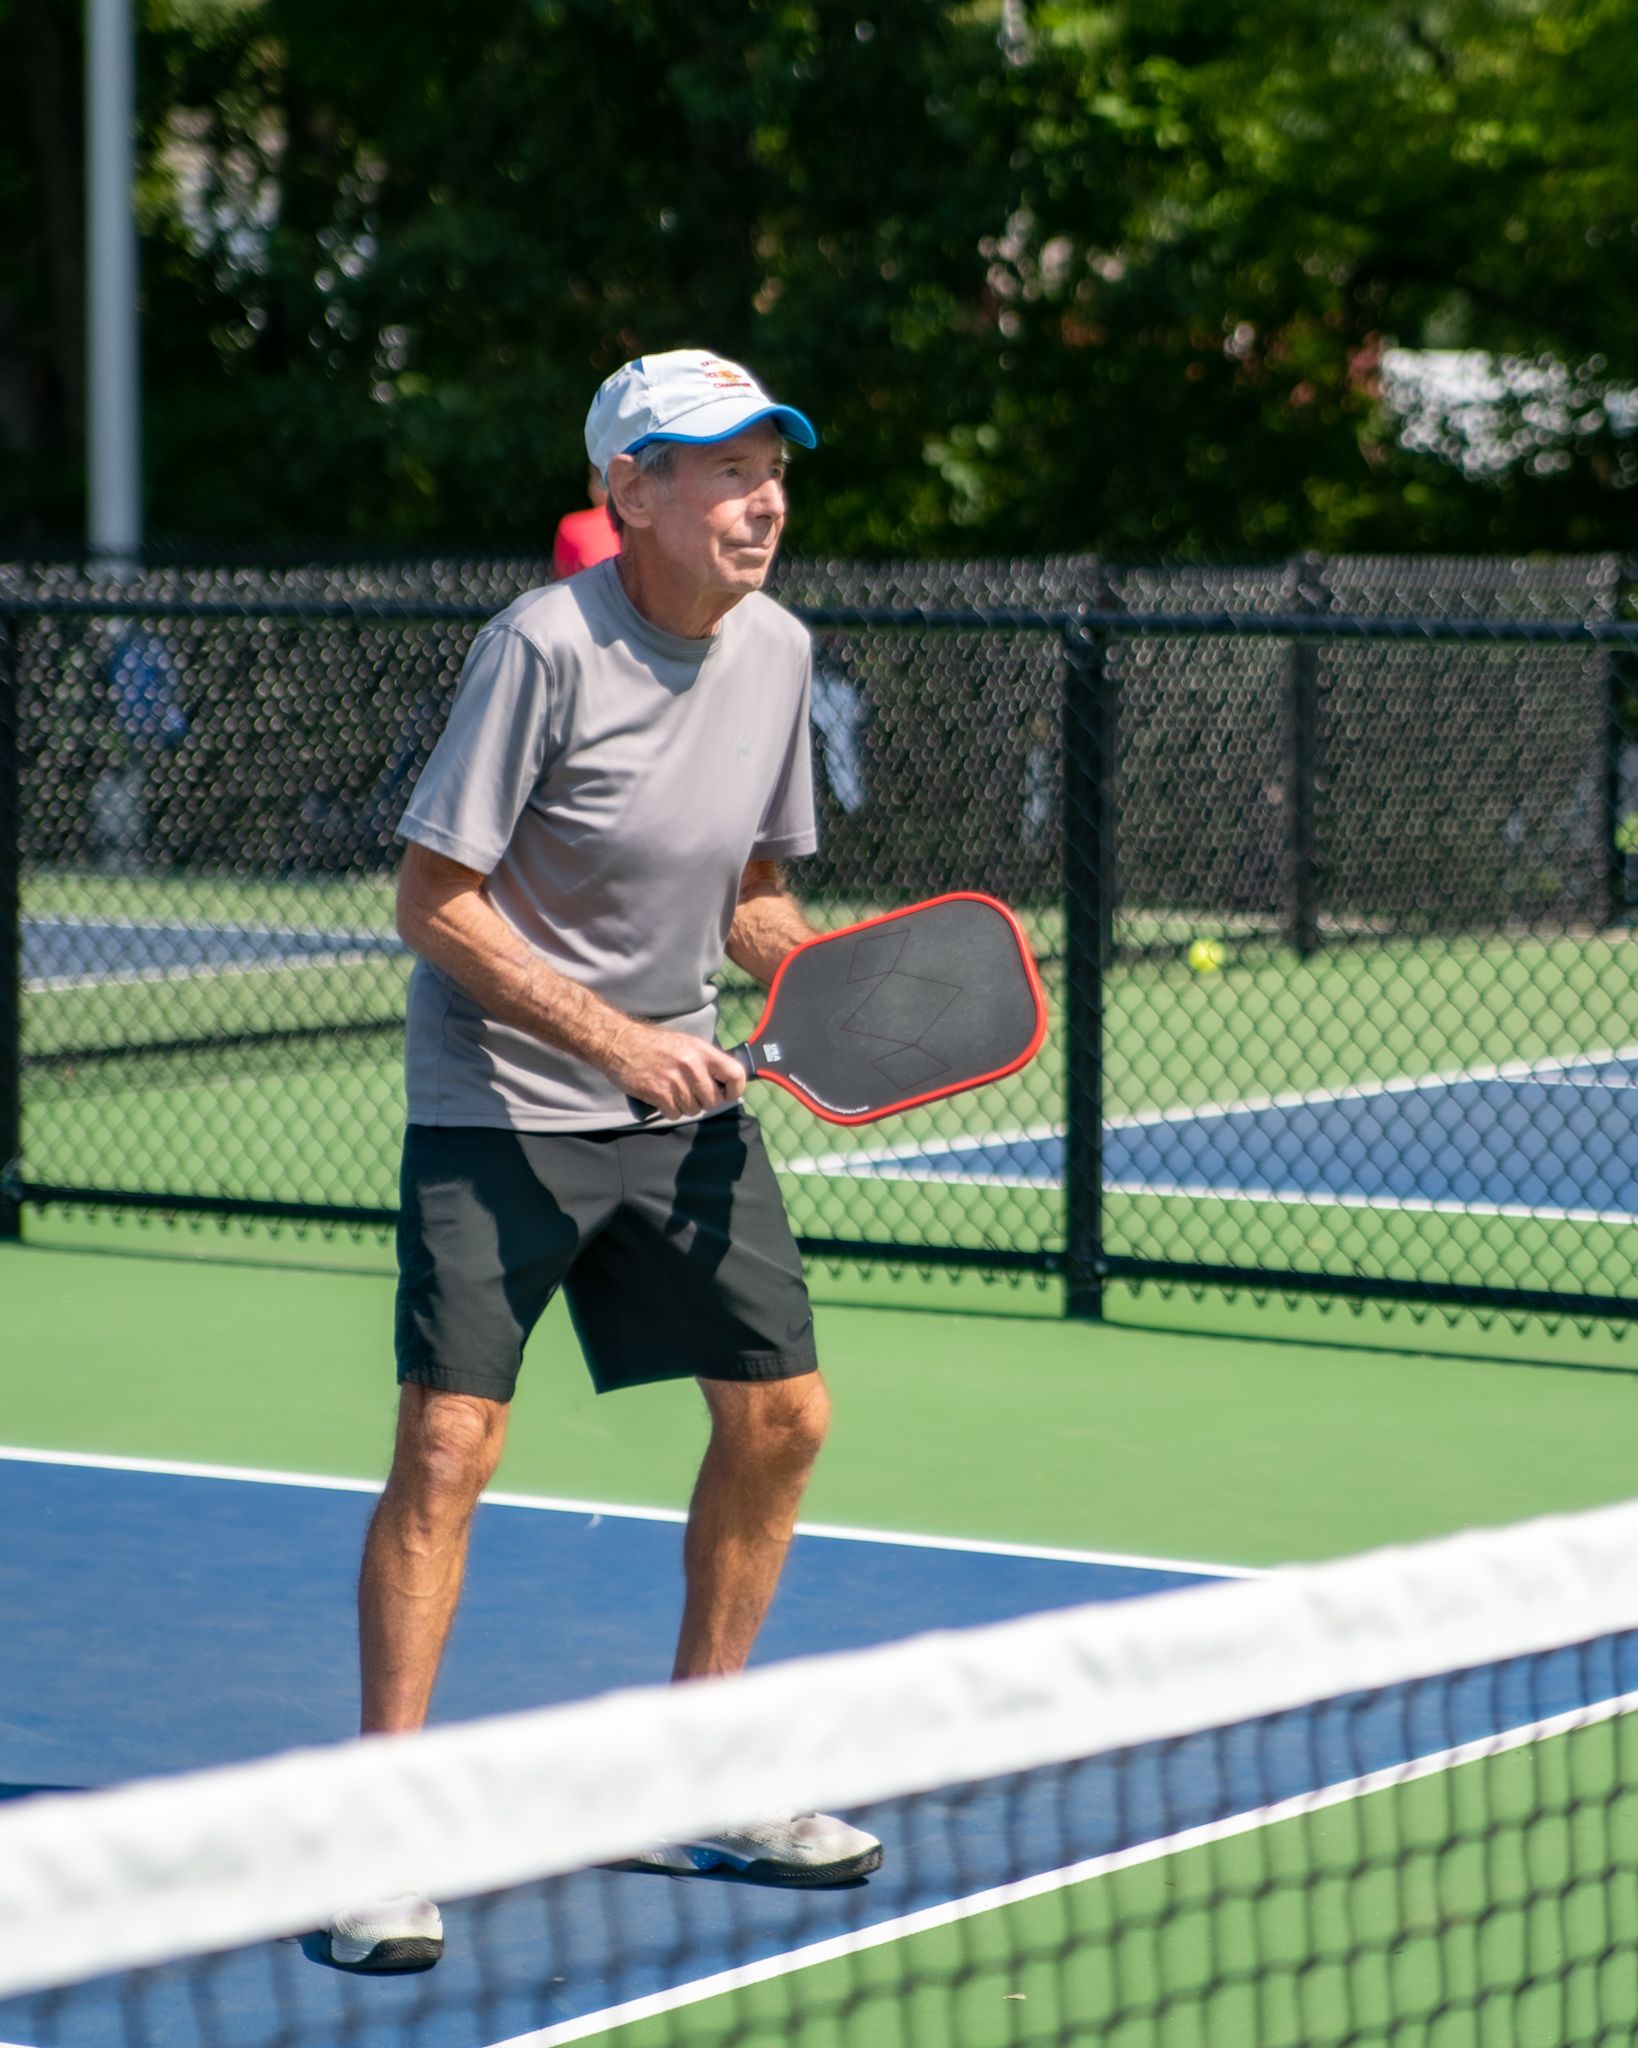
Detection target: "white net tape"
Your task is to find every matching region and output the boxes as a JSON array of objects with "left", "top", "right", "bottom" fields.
[{"left": 4, "top": 1493, "right": 1638, "bottom": 2002}]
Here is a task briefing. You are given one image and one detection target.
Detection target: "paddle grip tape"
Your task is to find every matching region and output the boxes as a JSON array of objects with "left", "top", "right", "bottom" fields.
[{"left": 628, "top": 1042, "right": 758, "bottom": 1125}]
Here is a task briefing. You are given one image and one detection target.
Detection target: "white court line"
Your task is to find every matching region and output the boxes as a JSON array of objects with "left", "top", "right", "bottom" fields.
[
  {"left": 1529, "top": 1074, "right": 1638, "bottom": 1090},
  {"left": 28, "top": 947, "right": 403, "bottom": 995},
  {"left": 804, "top": 1159, "right": 1638, "bottom": 1225},
  {"left": 0, "top": 1447, "right": 1253, "bottom": 1581},
  {"left": 1101, "top": 1180, "right": 1638, "bottom": 1229},
  {"left": 786, "top": 1120, "right": 1058, "bottom": 1178},
  {"left": 26, "top": 917, "right": 404, "bottom": 995},
  {"left": 788, "top": 1046, "right": 1638, "bottom": 1218},
  {"left": 1094, "top": 1041, "right": 1638, "bottom": 1131},
  {"left": 793, "top": 1043, "right": 1638, "bottom": 1181},
  {"left": 25, "top": 912, "right": 401, "bottom": 941},
  {"left": 492, "top": 1684, "right": 1638, "bottom": 2047},
  {"left": 792, "top": 1158, "right": 1638, "bottom": 1224}
]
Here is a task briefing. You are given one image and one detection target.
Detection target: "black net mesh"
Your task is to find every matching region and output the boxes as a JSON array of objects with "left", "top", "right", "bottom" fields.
[
  {"left": 3, "top": 1631, "right": 1636, "bottom": 2046},
  {"left": 4, "top": 555, "right": 1638, "bottom": 1323}
]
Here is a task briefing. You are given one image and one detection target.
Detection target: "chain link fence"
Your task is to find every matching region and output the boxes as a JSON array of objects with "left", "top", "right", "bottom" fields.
[{"left": 4, "top": 554, "right": 1638, "bottom": 1325}]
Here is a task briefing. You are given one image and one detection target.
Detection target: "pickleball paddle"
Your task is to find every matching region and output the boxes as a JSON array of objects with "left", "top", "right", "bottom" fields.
[{"left": 717, "top": 893, "right": 1047, "bottom": 1126}]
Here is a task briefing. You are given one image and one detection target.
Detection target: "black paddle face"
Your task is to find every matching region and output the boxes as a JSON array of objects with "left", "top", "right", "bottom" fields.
[{"left": 744, "top": 896, "right": 1045, "bottom": 1123}]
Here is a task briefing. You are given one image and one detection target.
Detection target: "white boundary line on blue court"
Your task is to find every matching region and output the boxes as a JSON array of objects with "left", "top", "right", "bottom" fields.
[
  {"left": 495, "top": 1682, "right": 1638, "bottom": 2047},
  {"left": 1085, "top": 1180, "right": 1638, "bottom": 1228},
  {"left": 787, "top": 1044, "right": 1638, "bottom": 1215},
  {"left": 0, "top": 1447, "right": 1255, "bottom": 1581},
  {"left": 26, "top": 911, "right": 402, "bottom": 941},
  {"left": 29, "top": 950, "right": 402, "bottom": 994},
  {"left": 25, "top": 914, "right": 405, "bottom": 994}
]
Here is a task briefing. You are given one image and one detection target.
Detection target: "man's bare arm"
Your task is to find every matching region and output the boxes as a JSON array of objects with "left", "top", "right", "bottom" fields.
[
  {"left": 726, "top": 860, "right": 815, "bottom": 985},
  {"left": 396, "top": 843, "right": 746, "bottom": 1120}
]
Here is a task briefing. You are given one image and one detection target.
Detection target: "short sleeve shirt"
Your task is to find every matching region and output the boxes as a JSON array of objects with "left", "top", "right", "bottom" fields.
[{"left": 397, "top": 559, "right": 817, "bottom": 1130}]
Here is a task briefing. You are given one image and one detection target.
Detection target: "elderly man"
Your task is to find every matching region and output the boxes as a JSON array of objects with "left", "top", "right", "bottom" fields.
[{"left": 326, "top": 352, "right": 881, "bottom": 1975}]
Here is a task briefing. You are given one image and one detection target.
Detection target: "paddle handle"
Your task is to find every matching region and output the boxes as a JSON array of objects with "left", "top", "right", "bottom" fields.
[{"left": 627, "top": 1042, "right": 758, "bottom": 1123}]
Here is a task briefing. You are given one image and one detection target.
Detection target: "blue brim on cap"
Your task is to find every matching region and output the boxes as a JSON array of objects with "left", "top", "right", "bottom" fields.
[{"left": 626, "top": 404, "right": 818, "bottom": 455}]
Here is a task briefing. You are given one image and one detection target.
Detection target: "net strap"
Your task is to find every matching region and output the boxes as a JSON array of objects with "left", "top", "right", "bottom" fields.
[{"left": 4, "top": 1493, "right": 1638, "bottom": 2000}]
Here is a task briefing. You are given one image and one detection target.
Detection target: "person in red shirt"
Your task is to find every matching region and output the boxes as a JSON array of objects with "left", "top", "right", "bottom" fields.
[{"left": 551, "top": 467, "right": 621, "bottom": 577}]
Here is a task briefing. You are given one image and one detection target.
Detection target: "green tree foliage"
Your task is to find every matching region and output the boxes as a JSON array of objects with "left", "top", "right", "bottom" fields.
[
  {"left": 133, "top": 0, "right": 1027, "bottom": 550},
  {"left": 971, "top": 0, "right": 1638, "bottom": 555},
  {"left": 7, "top": 0, "right": 1638, "bottom": 554}
]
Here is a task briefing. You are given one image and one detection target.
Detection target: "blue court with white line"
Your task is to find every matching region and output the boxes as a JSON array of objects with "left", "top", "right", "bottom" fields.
[
  {"left": 0, "top": 1449, "right": 1227, "bottom": 2046},
  {"left": 23, "top": 915, "right": 404, "bottom": 992},
  {"left": 799, "top": 1049, "right": 1638, "bottom": 1221},
  {"left": 3, "top": 1451, "right": 1634, "bottom": 2047}
]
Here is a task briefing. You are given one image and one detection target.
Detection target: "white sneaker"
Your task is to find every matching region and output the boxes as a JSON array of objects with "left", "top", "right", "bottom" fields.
[
  {"left": 613, "top": 1811, "right": 883, "bottom": 1887},
  {"left": 324, "top": 1892, "right": 444, "bottom": 1972}
]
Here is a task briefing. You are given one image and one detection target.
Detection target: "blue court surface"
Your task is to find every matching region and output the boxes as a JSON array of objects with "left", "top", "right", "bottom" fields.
[
  {"left": 0, "top": 1451, "right": 1219, "bottom": 2047},
  {"left": 23, "top": 915, "right": 404, "bottom": 991},
  {"left": 806, "top": 1050, "right": 1638, "bottom": 1221},
  {"left": 2, "top": 1455, "right": 1632, "bottom": 2046}
]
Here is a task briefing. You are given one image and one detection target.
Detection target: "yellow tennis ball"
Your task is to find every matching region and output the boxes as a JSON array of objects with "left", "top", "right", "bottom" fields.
[{"left": 1188, "top": 938, "right": 1225, "bottom": 974}]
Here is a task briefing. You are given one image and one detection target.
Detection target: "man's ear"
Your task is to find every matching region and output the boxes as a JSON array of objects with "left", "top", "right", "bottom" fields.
[{"left": 605, "top": 453, "right": 654, "bottom": 531}]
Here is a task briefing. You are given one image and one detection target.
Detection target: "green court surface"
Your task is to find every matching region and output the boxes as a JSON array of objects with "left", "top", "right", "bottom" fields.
[
  {"left": 6, "top": 1213, "right": 1638, "bottom": 1566},
  {"left": 614, "top": 1717, "right": 1636, "bottom": 2048}
]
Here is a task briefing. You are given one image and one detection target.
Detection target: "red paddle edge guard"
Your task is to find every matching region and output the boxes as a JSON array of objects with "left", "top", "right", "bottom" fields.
[{"left": 742, "top": 892, "right": 1050, "bottom": 1127}]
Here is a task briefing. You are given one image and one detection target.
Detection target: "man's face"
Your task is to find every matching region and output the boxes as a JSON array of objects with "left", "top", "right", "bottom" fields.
[{"left": 640, "top": 422, "right": 788, "bottom": 597}]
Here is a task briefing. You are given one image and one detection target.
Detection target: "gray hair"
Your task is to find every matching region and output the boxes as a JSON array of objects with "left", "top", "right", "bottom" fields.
[{"left": 605, "top": 442, "right": 678, "bottom": 535}]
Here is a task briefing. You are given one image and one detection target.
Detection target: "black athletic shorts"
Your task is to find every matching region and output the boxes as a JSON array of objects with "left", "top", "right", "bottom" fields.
[{"left": 394, "top": 1107, "right": 818, "bottom": 1399}]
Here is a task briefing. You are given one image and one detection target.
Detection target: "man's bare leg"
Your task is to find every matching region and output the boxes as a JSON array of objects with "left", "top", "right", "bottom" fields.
[
  {"left": 672, "top": 1372, "right": 831, "bottom": 1681},
  {"left": 326, "top": 1388, "right": 507, "bottom": 1967},
  {"left": 635, "top": 1370, "right": 879, "bottom": 1881},
  {"left": 358, "top": 1385, "right": 510, "bottom": 1735}
]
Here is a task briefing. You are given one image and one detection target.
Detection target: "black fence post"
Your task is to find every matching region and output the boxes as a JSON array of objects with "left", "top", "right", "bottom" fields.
[
  {"left": 1287, "top": 557, "right": 1323, "bottom": 960},
  {"left": 1062, "top": 619, "right": 1111, "bottom": 1320},
  {"left": 1605, "top": 559, "right": 1634, "bottom": 925},
  {"left": 0, "top": 608, "right": 20, "bottom": 1241}
]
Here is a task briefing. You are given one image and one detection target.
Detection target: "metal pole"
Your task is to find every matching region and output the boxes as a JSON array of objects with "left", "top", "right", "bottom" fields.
[
  {"left": 0, "top": 612, "right": 21, "bottom": 1241},
  {"left": 1062, "top": 622, "right": 1110, "bottom": 1320},
  {"left": 87, "top": 0, "right": 142, "bottom": 567}
]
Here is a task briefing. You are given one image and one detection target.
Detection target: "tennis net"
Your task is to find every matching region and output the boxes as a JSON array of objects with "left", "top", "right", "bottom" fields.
[{"left": 3, "top": 1499, "right": 1638, "bottom": 2045}]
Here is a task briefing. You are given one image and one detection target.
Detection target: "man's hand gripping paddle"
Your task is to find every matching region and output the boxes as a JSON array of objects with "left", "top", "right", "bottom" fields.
[{"left": 714, "top": 893, "right": 1047, "bottom": 1126}]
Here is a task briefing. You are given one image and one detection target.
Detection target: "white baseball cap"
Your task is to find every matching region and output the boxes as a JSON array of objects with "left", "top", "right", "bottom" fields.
[{"left": 584, "top": 349, "right": 817, "bottom": 477}]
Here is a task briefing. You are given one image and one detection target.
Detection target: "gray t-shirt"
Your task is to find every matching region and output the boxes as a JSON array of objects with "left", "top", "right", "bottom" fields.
[{"left": 398, "top": 560, "right": 817, "bottom": 1130}]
